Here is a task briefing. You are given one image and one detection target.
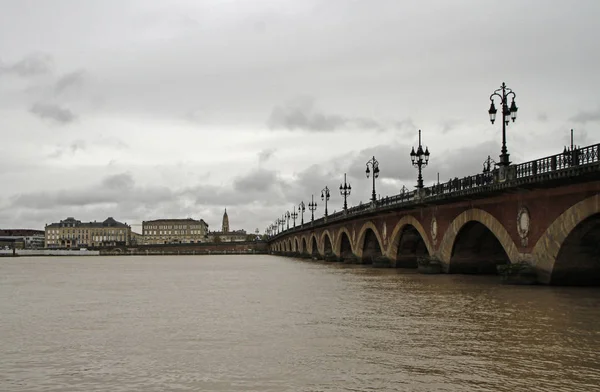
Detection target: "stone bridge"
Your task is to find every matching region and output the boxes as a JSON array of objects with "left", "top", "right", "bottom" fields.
[{"left": 268, "top": 143, "right": 600, "bottom": 285}]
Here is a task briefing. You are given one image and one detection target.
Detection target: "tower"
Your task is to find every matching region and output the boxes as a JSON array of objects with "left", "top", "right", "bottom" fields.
[{"left": 222, "top": 208, "right": 229, "bottom": 233}]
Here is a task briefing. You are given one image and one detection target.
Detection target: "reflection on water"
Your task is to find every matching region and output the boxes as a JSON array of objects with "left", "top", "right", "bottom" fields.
[{"left": 1, "top": 256, "right": 599, "bottom": 391}]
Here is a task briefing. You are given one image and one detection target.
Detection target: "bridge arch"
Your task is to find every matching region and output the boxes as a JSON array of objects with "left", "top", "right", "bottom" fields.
[
  {"left": 300, "top": 236, "right": 308, "bottom": 254},
  {"left": 355, "top": 221, "right": 384, "bottom": 263},
  {"left": 335, "top": 227, "right": 355, "bottom": 260},
  {"left": 320, "top": 230, "right": 334, "bottom": 256},
  {"left": 533, "top": 194, "right": 600, "bottom": 285},
  {"left": 386, "top": 215, "right": 433, "bottom": 267},
  {"left": 293, "top": 237, "right": 299, "bottom": 252},
  {"left": 310, "top": 234, "right": 319, "bottom": 257},
  {"left": 334, "top": 227, "right": 353, "bottom": 256},
  {"left": 288, "top": 239, "right": 292, "bottom": 253},
  {"left": 439, "top": 208, "right": 519, "bottom": 272}
]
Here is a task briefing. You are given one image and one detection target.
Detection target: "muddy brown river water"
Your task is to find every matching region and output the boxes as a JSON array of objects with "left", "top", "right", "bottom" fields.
[{"left": 1, "top": 255, "right": 599, "bottom": 391}]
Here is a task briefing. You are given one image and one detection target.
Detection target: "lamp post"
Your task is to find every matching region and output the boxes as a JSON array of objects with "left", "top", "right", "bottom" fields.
[
  {"left": 483, "top": 155, "right": 497, "bottom": 174},
  {"left": 488, "top": 82, "right": 518, "bottom": 167},
  {"left": 563, "top": 129, "right": 578, "bottom": 166},
  {"left": 281, "top": 215, "right": 286, "bottom": 232},
  {"left": 291, "top": 209, "right": 298, "bottom": 228},
  {"left": 321, "top": 186, "right": 330, "bottom": 217},
  {"left": 308, "top": 194, "right": 317, "bottom": 223},
  {"left": 285, "top": 211, "right": 290, "bottom": 230},
  {"left": 339, "top": 173, "right": 351, "bottom": 211},
  {"left": 298, "top": 201, "right": 305, "bottom": 227},
  {"left": 410, "top": 129, "right": 430, "bottom": 189},
  {"left": 400, "top": 184, "right": 409, "bottom": 200},
  {"left": 365, "top": 156, "right": 380, "bottom": 203}
]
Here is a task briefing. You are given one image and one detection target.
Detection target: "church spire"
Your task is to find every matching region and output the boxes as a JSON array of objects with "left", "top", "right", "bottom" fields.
[{"left": 222, "top": 208, "right": 229, "bottom": 233}]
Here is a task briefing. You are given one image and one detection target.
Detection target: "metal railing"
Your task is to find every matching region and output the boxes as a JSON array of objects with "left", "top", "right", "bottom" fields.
[
  {"left": 515, "top": 143, "right": 599, "bottom": 178},
  {"left": 270, "top": 143, "right": 600, "bottom": 239}
]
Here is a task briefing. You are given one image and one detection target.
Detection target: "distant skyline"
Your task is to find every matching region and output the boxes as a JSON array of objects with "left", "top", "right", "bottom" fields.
[{"left": 1, "top": 0, "right": 600, "bottom": 232}]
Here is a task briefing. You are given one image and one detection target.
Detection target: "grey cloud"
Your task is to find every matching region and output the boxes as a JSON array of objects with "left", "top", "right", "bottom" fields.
[
  {"left": 394, "top": 118, "right": 416, "bottom": 130},
  {"left": 233, "top": 169, "right": 278, "bottom": 192},
  {"left": 54, "top": 70, "right": 85, "bottom": 95},
  {"left": 569, "top": 108, "right": 600, "bottom": 124},
  {"left": 538, "top": 113, "right": 548, "bottom": 122},
  {"left": 11, "top": 172, "right": 174, "bottom": 210},
  {"left": 102, "top": 173, "right": 134, "bottom": 190},
  {"left": 47, "top": 140, "right": 86, "bottom": 159},
  {"left": 0, "top": 52, "right": 53, "bottom": 77},
  {"left": 258, "top": 148, "right": 276, "bottom": 164},
  {"left": 267, "top": 96, "right": 383, "bottom": 132},
  {"left": 441, "top": 119, "right": 463, "bottom": 134},
  {"left": 30, "top": 102, "right": 76, "bottom": 123}
]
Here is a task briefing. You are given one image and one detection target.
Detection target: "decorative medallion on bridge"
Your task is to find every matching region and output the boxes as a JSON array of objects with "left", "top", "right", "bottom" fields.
[
  {"left": 431, "top": 217, "right": 438, "bottom": 244},
  {"left": 517, "top": 207, "right": 530, "bottom": 246}
]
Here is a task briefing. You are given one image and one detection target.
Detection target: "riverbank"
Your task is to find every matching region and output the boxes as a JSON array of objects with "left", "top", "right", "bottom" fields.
[{"left": 0, "top": 249, "right": 100, "bottom": 257}]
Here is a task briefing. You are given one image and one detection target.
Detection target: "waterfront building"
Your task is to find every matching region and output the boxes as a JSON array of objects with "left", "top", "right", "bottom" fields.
[
  {"left": 130, "top": 231, "right": 143, "bottom": 246},
  {"left": 0, "top": 229, "right": 45, "bottom": 249},
  {"left": 45, "top": 217, "right": 131, "bottom": 248},
  {"left": 141, "top": 218, "right": 209, "bottom": 245},
  {"left": 208, "top": 209, "right": 247, "bottom": 242}
]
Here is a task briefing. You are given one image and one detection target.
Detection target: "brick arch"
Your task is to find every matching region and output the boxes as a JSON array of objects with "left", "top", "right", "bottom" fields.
[
  {"left": 288, "top": 239, "right": 292, "bottom": 252},
  {"left": 292, "top": 237, "right": 299, "bottom": 252},
  {"left": 386, "top": 215, "right": 433, "bottom": 258},
  {"left": 355, "top": 221, "right": 384, "bottom": 259},
  {"left": 300, "top": 236, "right": 309, "bottom": 254},
  {"left": 438, "top": 208, "right": 519, "bottom": 265},
  {"left": 309, "top": 233, "right": 319, "bottom": 255},
  {"left": 532, "top": 194, "right": 600, "bottom": 284},
  {"left": 334, "top": 227, "right": 354, "bottom": 256},
  {"left": 320, "top": 230, "right": 334, "bottom": 255}
]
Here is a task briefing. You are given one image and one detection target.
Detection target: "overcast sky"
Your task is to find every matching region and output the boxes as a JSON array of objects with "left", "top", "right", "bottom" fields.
[{"left": 1, "top": 0, "right": 599, "bottom": 233}]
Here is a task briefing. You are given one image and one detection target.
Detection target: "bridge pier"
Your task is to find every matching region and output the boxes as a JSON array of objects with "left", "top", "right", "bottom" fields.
[
  {"left": 392, "top": 255, "right": 418, "bottom": 268},
  {"left": 446, "top": 256, "right": 507, "bottom": 275}
]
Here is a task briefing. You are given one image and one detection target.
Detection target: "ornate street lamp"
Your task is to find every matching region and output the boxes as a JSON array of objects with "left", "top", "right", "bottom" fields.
[
  {"left": 488, "top": 82, "right": 518, "bottom": 167},
  {"left": 308, "top": 194, "right": 317, "bottom": 223},
  {"left": 400, "top": 184, "right": 409, "bottom": 200},
  {"left": 339, "top": 173, "right": 351, "bottom": 211},
  {"left": 298, "top": 201, "right": 305, "bottom": 226},
  {"left": 291, "top": 208, "right": 298, "bottom": 228},
  {"left": 365, "top": 156, "right": 380, "bottom": 203},
  {"left": 563, "top": 129, "right": 578, "bottom": 166},
  {"left": 410, "top": 129, "right": 430, "bottom": 189},
  {"left": 285, "top": 211, "right": 290, "bottom": 230},
  {"left": 321, "top": 186, "right": 330, "bottom": 217},
  {"left": 483, "top": 155, "right": 497, "bottom": 174}
]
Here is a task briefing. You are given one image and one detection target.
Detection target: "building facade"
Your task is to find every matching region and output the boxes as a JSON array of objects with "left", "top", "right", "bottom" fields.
[
  {"left": 141, "top": 218, "right": 209, "bottom": 245},
  {"left": 45, "top": 217, "right": 131, "bottom": 248},
  {"left": 0, "top": 229, "right": 45, "bottom": 249},
  {"left": 208, "top": 209, "right": 247, "bottom": 242}
]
